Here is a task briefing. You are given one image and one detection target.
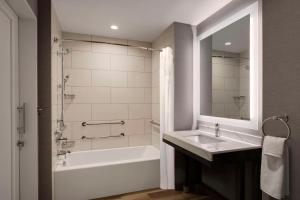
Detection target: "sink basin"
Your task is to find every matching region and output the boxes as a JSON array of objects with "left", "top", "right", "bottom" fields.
[
  {"left": 185, "top": 135, "right": 224, "bottom": 144},
  {"left": 163, "top": 130, "right": 262, "bottom": 161}
]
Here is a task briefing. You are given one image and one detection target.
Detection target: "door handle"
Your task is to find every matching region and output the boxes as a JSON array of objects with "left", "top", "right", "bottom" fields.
[
  {"left": 37, "top": 106, "right": 48, "bottom": 115},
  {"left": 17, "top": 103, "right": 25, "bottom": 134}
]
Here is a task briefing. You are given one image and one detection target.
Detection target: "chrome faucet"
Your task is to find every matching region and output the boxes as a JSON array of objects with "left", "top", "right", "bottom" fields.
[
  {"left": 215, "top": 123, "right": 220, "bottom": 137},
  {"left": 57, "top": 150, "right": 71, "bottom": 159},
  {"left": 55, "top": 131, "right": 68, "bottom": 143}
]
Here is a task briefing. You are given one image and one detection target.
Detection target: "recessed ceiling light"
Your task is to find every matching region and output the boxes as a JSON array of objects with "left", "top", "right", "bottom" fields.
[
  {"left": 110, "top": 25, "right": 119, "bottom": 30},
  {"left": 225, "top": 42, "right": 232, "bottom": 46}
]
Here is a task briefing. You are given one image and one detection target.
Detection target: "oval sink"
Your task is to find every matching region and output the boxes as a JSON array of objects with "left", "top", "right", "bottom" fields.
[{"left": 185, "top": 135, "right": 224, "bottom": 144}]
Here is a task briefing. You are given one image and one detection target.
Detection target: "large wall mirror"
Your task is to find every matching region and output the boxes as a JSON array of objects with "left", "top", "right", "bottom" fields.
[
  {"left": 197, "top": 2, "right": 262, "bottom": 129},
  {"left": 200, "top": 15, "right": 250, "bottom": 120}
]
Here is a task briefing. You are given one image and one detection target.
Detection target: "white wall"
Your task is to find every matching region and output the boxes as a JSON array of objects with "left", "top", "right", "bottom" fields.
[{"left": 61, "top": 32, "right": 153, "bottom": 151}]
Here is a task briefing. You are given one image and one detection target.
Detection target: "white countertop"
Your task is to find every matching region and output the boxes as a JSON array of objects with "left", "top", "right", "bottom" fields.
[{"left": 163, "top": 130, "right": 261, "bottom": 161}]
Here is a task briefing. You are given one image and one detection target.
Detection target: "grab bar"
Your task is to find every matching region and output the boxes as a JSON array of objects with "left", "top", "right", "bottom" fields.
[
  {"left": 150, "top": 120, "right": 160, "bottom": 126},
  {"left": 82, "top": 121, "right": 125, "bottom": 127},
  {"left": 81, "top": 133, "right": 125, "bottom": 140}
]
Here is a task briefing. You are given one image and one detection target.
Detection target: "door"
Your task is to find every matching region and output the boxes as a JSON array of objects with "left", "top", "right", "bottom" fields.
[
  {"left": 0, "top": 0, "right": 19, "bottom": 199},
  {"left": 19, "top": 19, "right": 38, "bottom": 200}
]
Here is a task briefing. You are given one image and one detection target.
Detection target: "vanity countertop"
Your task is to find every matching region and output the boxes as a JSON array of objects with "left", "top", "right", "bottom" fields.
[{"left": 163, "top": 130, "right": 261, "bottom": 161}]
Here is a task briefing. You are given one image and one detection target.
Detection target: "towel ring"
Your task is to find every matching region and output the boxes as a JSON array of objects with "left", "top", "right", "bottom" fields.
[{"left": 262, "top": 114, "right": 291, "bottom": 139}]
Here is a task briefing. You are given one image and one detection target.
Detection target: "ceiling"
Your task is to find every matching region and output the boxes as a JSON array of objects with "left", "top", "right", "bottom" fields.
[
  {"left": 52, "top": 0, "right": 232, "bottom": 42},
  {"left": 212, "top": 15, "right": 250, "bottom": 53}
]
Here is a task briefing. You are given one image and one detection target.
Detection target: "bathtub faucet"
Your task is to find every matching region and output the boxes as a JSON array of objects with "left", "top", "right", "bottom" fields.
[{"left": 57, "top": 150, "right": 71, "bottom": 159}]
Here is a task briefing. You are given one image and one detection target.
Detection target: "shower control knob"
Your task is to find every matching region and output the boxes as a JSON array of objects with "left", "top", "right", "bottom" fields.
[{"left": 17, "top": 140, "right": 25, "bottom": 148}]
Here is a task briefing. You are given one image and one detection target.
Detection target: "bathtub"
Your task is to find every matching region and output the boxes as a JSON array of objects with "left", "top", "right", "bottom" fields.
[{"left": 54, "top": 145, "right": 160, "bottom": 200}]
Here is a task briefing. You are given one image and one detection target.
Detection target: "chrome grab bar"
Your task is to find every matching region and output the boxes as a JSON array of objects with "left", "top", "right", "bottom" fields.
[
  {"left": 82, "top": 121, "right": 125, "bottom": 127},
  {"left": 81, "top": 133, "right": 125, "bottom": 140},
  {"left": 150, "top": 120, "right": 160, "bottom": 126}
]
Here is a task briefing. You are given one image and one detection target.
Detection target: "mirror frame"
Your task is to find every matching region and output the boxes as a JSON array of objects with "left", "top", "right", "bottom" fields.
[{"left": 195, "top": 2, "right": 262, "bottom": 130}]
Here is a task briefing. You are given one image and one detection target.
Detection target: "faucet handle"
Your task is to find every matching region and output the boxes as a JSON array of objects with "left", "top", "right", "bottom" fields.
[
  {"left": 57, "top": 137, "right": 68, "bottom": 141},
  {"left": 55, "top": 130, "right": 62, "bottom": 136}
]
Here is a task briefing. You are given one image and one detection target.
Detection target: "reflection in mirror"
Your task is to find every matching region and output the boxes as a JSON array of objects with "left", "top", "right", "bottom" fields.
[{"left": 200, "top": 15, "right": 250, "bottom": 120}]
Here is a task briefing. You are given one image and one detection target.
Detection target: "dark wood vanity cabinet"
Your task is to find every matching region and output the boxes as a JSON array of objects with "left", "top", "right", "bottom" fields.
[{"left": 163, "top": 139, "right": 262, "bottom": 200}]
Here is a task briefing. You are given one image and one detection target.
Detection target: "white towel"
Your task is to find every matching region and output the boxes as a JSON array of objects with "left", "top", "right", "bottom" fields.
[{"left": 261, "top": 136, "right": 289, "bottom": 199}]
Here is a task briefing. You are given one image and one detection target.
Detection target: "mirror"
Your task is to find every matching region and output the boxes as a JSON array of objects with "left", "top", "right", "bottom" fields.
[{"left": 200, "top": 15, "right": 250, "bottom": 120}]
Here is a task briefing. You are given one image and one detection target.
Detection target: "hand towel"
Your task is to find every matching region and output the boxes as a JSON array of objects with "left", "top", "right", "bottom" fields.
[
  {"left": 263, "top": 136, "right": 286, "bottom": 158},
  {"left": 261, "top": 136, "right": 289, "bottom": 199}
]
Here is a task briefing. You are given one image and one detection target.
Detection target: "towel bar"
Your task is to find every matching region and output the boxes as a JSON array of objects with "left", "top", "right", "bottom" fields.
[
  {"left": 262, "top": 114, "right": 291, "bottom": 139},
  {"left": 81, "top": 133, "right": 125, "bottom": 140},
  {"left": 82, "top": 121, "right": 125, "bottom": 126}
]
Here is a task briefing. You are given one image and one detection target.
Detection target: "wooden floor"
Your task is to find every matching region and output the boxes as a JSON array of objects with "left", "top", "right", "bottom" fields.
[{"left": 93, "top": 189, "right": 210, "bottom": 200}]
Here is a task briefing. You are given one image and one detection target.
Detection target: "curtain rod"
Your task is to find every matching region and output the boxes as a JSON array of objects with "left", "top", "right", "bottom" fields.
[{"left": 53, "top": 37, "right": 162, "bottom": 52}]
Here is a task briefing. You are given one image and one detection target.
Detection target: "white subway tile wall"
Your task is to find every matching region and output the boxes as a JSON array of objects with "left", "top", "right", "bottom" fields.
[
  {"left": 52, "top": 9, "right": 62, "bottom": 167},
  {"left": 151, "top": 51, "right": 161, "bottom": 149},
  {"left": 62, "top": 33, "right": 153, "bottom": 151},
  {"left": 212, "top": 50, "right": 250, "bottom": 119}
]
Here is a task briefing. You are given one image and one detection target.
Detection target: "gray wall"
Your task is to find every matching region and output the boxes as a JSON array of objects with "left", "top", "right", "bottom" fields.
[
  {"left": 153, "top": 22, "right": 194, "bottom": 131},
  {"left": 173, "top": 22, "right": 194, "bottom": 131},
  {"left": 263, "top": 0, "right": 300, "bottom": 199}
]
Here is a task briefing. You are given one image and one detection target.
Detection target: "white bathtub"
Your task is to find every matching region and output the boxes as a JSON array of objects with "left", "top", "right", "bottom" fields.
[{"left": 54, "top": 145, "right": 160, "bottom": 200}]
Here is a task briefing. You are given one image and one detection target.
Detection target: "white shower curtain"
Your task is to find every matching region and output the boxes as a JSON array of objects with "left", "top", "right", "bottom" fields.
[{"left": 159, "top": 47, "right": 175, "bottom": 189}]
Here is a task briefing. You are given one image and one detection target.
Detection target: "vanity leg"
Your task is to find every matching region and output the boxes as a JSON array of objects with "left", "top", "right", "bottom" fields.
[
  {"left": 254, "top": 160, "right": 262, "bottom": 200},
  {"left": 183, "top": 155, "right": 190, "bottom": 192},
  {"left": 175, "top": 150, "right": 187, "bottom": 190},
  {"left": 236, "top": 162, "right": 245, "bottom": 200}
]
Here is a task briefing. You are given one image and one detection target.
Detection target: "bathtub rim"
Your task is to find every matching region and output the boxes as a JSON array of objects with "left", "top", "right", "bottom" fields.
[{"left": 55, "top": 145, "right": 160, "bottom": 172}]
